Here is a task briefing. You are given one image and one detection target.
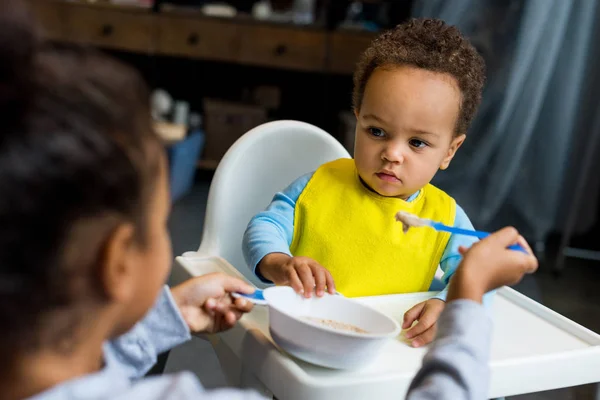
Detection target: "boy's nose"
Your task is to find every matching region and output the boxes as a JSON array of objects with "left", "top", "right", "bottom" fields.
[{"left": 381, "top": 145, "right": 405, "bottom": 164}]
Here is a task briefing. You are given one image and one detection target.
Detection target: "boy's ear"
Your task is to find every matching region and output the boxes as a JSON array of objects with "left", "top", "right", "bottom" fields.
[
  {"left": 440, "top": 134, "right": 466, "bottom": 170},
  {"left": 99, "top": 223, "right": 138, "bottom": 303}
]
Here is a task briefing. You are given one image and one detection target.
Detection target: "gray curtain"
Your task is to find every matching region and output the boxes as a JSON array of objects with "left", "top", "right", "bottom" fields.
[{"left": 412, "top": 0, "right": 599, "bottom": 243}]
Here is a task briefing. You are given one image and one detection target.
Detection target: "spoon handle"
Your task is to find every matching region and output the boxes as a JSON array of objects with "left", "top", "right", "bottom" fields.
[
  {"left": 431, "top": 222, "right": 528, "bottom": 253},
  {"left": 232, "top": 289, "right": 267, "bottom": 305}
]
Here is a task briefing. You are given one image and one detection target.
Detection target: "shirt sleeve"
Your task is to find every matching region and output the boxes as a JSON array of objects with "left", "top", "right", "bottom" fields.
[
  {"left": 106, "top": 286, "right": 192, "bottom": 379},
  {"left": 242, "top": 172, "right": 313, "bottom": 282},
  {"left": 406, "top": 300, "right": 492, "bottom": 400},
  {"left": 432, "top": 204, "right": 478, "bottom": 302}
]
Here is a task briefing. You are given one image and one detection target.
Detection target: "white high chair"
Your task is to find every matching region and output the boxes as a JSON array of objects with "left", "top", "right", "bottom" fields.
[
  {"left": 172, "top": 120, "right": 349, "bottom": 391},
  {"left": 180, "top": 120, "right": 351, "bottom": 287}
]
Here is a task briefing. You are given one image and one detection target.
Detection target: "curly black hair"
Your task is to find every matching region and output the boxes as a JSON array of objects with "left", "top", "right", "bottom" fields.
[{"left": 353, "top": 18, "right": 486, "bottom": 135}]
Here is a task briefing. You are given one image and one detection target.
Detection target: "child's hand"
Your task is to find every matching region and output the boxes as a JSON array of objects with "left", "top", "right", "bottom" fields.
[
  {"left": 171, "top": 273, "right": 255, "bottom": 334},
  {"left": 257, "top": 253, "right": 336, "bottom": 298},
  {"left": 402, "top": 298, "right": 445, "bottom": 348},
  {"left": 448, "top": 227, "right": 538, "bottom": 302}
]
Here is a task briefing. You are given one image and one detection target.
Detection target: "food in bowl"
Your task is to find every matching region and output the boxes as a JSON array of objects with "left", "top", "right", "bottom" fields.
[
  {"left": 263, "top": 286, "right": 400, "bottom": 369},
  {"left": 304, "top": 316, "right": 369, "bottom": 334}
]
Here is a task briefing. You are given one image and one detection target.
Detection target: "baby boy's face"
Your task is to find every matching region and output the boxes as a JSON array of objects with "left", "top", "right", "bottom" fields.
[{"left": 354, "top": 66, "right": 465, "bottom": 199}]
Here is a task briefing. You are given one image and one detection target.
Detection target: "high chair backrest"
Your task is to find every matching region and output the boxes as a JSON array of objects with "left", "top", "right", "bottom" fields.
[{"left": 195, "top": 120, "right": 351, "bottom": 286}]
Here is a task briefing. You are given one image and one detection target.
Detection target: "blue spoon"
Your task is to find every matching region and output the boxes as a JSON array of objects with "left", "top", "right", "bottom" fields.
[
  {"left": 232, "top": 288, "right": 267, "bottom": 305},
  {"left": 233, "top": 288, "right": 343, "bottom": 305},
  {"left": 395, "top": 211, "right": 528, "bottom": 254}
]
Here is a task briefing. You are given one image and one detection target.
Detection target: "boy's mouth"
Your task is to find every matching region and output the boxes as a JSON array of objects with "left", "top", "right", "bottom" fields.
[{"left": 376, "top": 171, "right": 401, "bottom": 183}]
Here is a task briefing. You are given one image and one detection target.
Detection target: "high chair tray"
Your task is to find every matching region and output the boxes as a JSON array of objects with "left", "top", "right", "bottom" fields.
[{"left": 175, "top": 255, "right": 600, "bottom": 400}]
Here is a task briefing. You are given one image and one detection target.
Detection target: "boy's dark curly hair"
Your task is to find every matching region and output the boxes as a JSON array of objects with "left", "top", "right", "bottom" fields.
[{"left": 353, "top": 18, "right": 486, "bottom": 135}]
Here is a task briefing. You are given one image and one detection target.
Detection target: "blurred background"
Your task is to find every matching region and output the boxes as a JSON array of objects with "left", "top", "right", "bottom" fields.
[{"left": 26, "top": 0, "right": 600, "bottom": 398}]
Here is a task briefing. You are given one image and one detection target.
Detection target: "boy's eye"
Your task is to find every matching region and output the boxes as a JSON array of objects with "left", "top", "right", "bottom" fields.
[
  {"left": 368, "top": 127, "right": 385, "bottom": 137},
  {"left": 409, "top": 139, "right": 428, "bottom": 149}
]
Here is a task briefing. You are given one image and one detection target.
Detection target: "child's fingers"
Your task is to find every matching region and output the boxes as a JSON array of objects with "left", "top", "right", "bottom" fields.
[
  {"left": 516, "top": 235, "right": 534, "bottom": 256},
  {"left": 228, "top": 309, "right": 244, "bottom": 323},
  {"left": 402, "top": 302, "right": 425, "bottom": 330},
  {"left": 295, "top": 263, "right": 316, "bottom": 298},
  {"left": 212, "top": 298, "right": 252, "bottom": 322},
  {"left": 217, "top": 274, "right": 255, "bottom": 295},
  {"left": 511, "top": 246, "right": 538, "bottom": 274},
  {"left": 524, "top": 253, "right": 539, "bottom": 273},
  {"left": 286, "top": 268, "right": 305, "bottom": 295},
  {"left": 405, "top": 309, "right": 437, "bottom": 339},
  {"left": 487, "top": 226, "right": 520, "bottom": 247},
  {"left": 457, "top": 245, "right": 469, "bottom": 256},
  {"left": 311, "top": 265, "right": 327, "bottom": 297},
  {"left": 233, "top": 296, "right": 253, "bottom": 313},
  {"left": 210, "top": 308, "right": 246, "bottom": 333},
  {"left": 204, "top": 297, "right": 217, "bottom": 310},
  {"left": 325, "top": 270, "right": 336, "bottom": 294},
  {"left": 206, "top": 297, "right": 234, "bottom": 313},
  {"left": 224, "top": 311, "right": 237, "bottom": 328},
  {"left": 410, "top": 324, "right": 437, "bottom": 348},
  {"left": 507, "top": 251, "right": 539, "bottom": 278},
  {"left": 210, "top": 302, "right": 226, "bottom": 314}
]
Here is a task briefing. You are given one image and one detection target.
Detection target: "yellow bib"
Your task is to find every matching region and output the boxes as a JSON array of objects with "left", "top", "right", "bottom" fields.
[{"left": 290, "top": 158, "right": 455, "bottom": 298}]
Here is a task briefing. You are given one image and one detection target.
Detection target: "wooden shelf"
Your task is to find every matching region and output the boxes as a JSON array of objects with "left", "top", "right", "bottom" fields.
[
  {"left": 159, "top": 3, "right": 327, "bottom": 31},
  {"left": 26, "top": 0, "right": 376, "bottom": 74},
  {"left": 24, "top": 0, "right": 379, "bottom": 167},
  {"left": 54, "top": 0, "right": 153, "bottom": 12}
]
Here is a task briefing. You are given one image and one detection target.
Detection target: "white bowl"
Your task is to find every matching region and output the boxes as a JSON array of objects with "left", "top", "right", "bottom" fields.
[{"left": 263, "top": 286, "right": 400, "bottom": 369}]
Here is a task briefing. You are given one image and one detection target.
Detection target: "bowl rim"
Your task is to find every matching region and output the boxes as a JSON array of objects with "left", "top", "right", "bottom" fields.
[{"left": 263, "top": 286, "right": 401, "bottom": 339}]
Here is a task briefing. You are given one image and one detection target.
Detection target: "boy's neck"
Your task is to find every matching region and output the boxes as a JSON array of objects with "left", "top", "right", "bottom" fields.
[{"left": 0, "top": 310, "right": 115, "bottom": 400}]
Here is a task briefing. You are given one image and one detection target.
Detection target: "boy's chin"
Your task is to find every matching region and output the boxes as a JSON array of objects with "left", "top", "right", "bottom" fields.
[
  {"left": 360, "top": 177, "right": 409, "bottom": 199},
  {"left": 370, "top": 181, "right": 408, "bottom": 198}
]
